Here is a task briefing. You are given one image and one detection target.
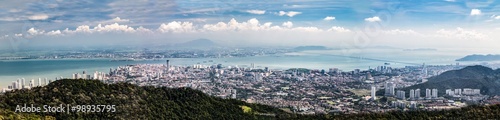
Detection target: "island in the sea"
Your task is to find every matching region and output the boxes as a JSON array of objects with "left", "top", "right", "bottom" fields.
[
  {"left": 293, "top": 46, "right": 332, "bottom": 51},
  {"left": 456, "top": 54, "right": 500, "bottom": 61},
  {"left": 402, "top": 48, "right": 437, "bottom": 51}
]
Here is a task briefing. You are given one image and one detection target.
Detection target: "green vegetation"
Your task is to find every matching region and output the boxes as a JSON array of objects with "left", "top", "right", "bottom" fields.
[
  {"left": 0, "top": 109, "right": 55, "bottom": 120},
  {"left": 2, "top": 79, "right": 500, "bottom": 119},
  {"left": 0, "top": 79, "right": 289, "bottom": 119},
  {"left": 348, "top": 89, "right": 370, "bottom": 96},
  {"left": 402, "top": 65, "right": 500, "bottom": 96}
]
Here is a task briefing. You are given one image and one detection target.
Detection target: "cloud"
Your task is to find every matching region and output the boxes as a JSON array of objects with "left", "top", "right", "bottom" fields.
[
  {"left": 14, "top": 34, "right": 22, "bottom": 37},
  {"left": 327, "top": 26, "right": 350, "bottom": 32},
  {"left": 278, "top": 11, "right": 302, "bottom": 17},
  {"left": 27, "top": 28, "right": 45, "bottom": 35},
  {"left": 470, "top": 9, "right": 481, "bottom": 16},
  {"left": 73, "top": 25, "right": 92, "bottom": 33},
  {"left": 158, "top": 21, "right": 195, "bottom": 33},
  {"left": 46, "top": 30, "right": 62, "bottom": 36},
  {"left": 58, "top": 23, "right": 141, "bottom": 35},
  {"left": 383, "top": 29, "right": 419, "bottom": 35},
  {"left": 246, "top": 10, "right": 266, "bottom": 15},
  {"left": 282, "top": 21, "right": 293, "bottom": 28},
  {"left": 436, "top": 27, "right": 486, "bottom": 40},
  {"left": 93, "top": 23, "right": 135, "bottom": 33},
  {"left": 291, "top": 27, "right": 322, "bottom": 32},
  {"left": 202, "top": 18, "right": 278, "bottom": 31},
  {"left": 492, "top": 15, "right": 500, "bottom": 19},
  {"left": 111, "top": 17, "right": 130, "bottom": 22},
  {"left": 28, "top": 14, "right": 49, "bottom": 20},
  {"left": 364, "top": 16, "right": 381, "bottom": 22},
  {"left": 14, "top": 18, "right": 357, "bottom": 39},
  {"left": 444, "top": 0, "right": 455, "bottom": 2},
  {"left": 323, "top": 16, "right": 335, "bottom": 21}
]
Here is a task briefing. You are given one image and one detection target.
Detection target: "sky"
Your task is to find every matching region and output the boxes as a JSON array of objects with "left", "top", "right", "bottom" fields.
[{"left": 0, "top": 0, "right": 500, "bottom": 51}]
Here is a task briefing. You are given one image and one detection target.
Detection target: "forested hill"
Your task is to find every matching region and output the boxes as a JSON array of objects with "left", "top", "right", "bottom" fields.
[
  {"left": 3, "top": 79, "right": 500, "bottom": 119},
  {"left": 0, "top": 79, "right": 292, "bottom": 119},
  {"left": 402, "top": 65, "right": 500, "bottom": 96}
]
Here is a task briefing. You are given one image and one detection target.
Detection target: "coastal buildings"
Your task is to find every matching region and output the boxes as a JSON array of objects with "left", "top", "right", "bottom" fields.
[
  {"left": 0, "top": 62, "right": 485, "bottom": 114},
  {"left": 396, "top": 90, "right": 406, "bottom": 100},
  {"left": 426, "top": 89, "right": 432, "bottom": 99},
  {"left": 385, "top": 82, "right": 395, "bottom": 97},
  {"left": 415, "top": 89, "right": 421, "bottom": 99}
]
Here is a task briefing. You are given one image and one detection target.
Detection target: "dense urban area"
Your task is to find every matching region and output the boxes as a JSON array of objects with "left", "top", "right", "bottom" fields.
[{"left": 4, "top": 50, "right": 500, "bottom": 114}]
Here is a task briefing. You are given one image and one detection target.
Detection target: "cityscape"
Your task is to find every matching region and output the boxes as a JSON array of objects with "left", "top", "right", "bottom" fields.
[
  {"left": 2, "top": 0, "right": 500, "bottom": 119},
  {"left": 2, "top": 59, "right": 498, "bottom": 115}
]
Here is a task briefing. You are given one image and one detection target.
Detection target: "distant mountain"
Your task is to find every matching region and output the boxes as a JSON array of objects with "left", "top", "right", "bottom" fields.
[
  {"left": 402, "top": 65, "right": 500, "bottom": 96},
  {"left": 456, "top": 54, "right": 500, "bottom": 61},
  {"left": 175, "top": 39, "right": 219, "bottom": 49},
  {"left": 293, "top": 46, "right": 330, "bottom": 51},
  {"left": 403, "top": 48, "right": 437, "bottom": 51}
]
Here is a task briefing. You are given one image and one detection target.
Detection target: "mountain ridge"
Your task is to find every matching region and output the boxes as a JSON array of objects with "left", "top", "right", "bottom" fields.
[{"left": 402, "top": 65, "right": 500, "bottom": 96}]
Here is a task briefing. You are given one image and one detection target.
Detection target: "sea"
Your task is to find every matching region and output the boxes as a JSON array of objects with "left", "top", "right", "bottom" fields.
[{"left": 1, "top": 48, "right": 499, "bottom": 87}]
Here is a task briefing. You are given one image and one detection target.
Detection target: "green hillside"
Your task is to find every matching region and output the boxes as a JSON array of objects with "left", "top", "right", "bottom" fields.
[
  {"left": 3, "top": 78, "right": 500, "bottom": 119},
  {"left": 0, "top": 79, "right": 291, "bottom": 119},
  {"left": 402, "top": 65, "right": 500, "bottom": 96}
]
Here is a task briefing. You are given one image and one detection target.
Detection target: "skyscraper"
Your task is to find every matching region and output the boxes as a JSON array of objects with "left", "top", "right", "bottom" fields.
[
  {"left": 12, "top": 81, "right": 17, "bottom": 89},
  {"left": 16, "top": 79, "right": 21, "bottom": 89},
  {"left": 432, "top": 89, "right": 438, "bottom": 98},
  {"left": 166, "top": 60, "right": 170, "bottom": 69},
  {"left": 38, "top": 78, "right": 42, "bottom": 86},
  {"left": 21, "top": 78, "right": 25, "bottom": 89},
  {"left": 396, "top": 90, "right": 405, "bottom": 100},
  {"left": 384, "top": 82, "right": 395, "bottom": 96},
  {"left": 30, "top": 79, "right": 34, "bottom": 88},
  {"left": 73, "top": 73, "right": 79, "bottom": 79},
  {"left": 409, "top": 89, "right": 415, "bottom": 100},
  {"left": 426, "top": 89, "right": 431, "bottom": 99},
  {"left": 94, "top": 71, "right": 99, "bottom": 80},
  {"left": 371, "top": 86, "right": 377, "bottom": 100},
  {"left": 415, "top": 89, "right": 421, "bottom": 99}
]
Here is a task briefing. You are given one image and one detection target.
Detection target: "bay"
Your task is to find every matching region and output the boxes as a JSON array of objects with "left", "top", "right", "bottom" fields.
[{"left": 1, "top": 48, "right": 499, "bottom": 87}]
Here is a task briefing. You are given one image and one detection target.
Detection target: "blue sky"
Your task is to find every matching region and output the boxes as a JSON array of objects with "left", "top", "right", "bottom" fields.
[{"left": 0, "top": 0, "right": 500, "bottom": 49}]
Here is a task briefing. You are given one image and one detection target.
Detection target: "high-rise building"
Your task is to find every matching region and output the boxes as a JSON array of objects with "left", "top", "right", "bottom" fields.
[
  {"left": 426, "top": 89, "right": 432, "bottom": 99},
  {"left": 30, "top": 79, "right": 34, "bottom": 88},
  {"left": 409, "top": 89, "right": 415, "bottom": 100},
  {"left": 415, "top": 89, "right": 421, "bottom": 99},
  {"left": 166, "top": 60, "right": 170, "bottom": 70},
  {"left": 371, "top": 86, "right": 377, "bottom": 100},
  {"left": 73, "top": 73, "right": 79, "bottom": 79},
  {"left": 16, "top": 79, "right": 21, "bottom": 89},
  {"left": 21, "top": 78, "right": 26, "bottom": 89},
  {"left": 396, "top": 90, "right": 406, "bottom": 100},
  {"left": 432, "top": 89, "right": 438, "bottom": 98},
  {"left": 38, "top": 78, "right": 42, "bottom": 86},
  {"left": 94, "top": 71, "right": 99, "bottom": 80},
  {"left": 231, "top": 89, "right": 237, "bottom": 99},
  {"left": 44, "top": 78, "right": 48, "bottom": 86},
  {"left": 385, "top": 82, "right": 395, "bottom": 96},
  {"left": 454, "top": 89, "right": 462, "bottom": 95},
  {"left": 11, "top": 81, "right": 17, "bottom": 89}
]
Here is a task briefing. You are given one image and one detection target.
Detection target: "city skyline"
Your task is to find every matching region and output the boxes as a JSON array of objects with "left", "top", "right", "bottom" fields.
[{"left": 0, "top": 0, "right": 500, "bottom": 50}]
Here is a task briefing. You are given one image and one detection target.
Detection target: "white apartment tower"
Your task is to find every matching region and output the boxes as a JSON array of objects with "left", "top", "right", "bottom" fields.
[{"left": 371, "top": 86, "right": 377, "bottom": 100}]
